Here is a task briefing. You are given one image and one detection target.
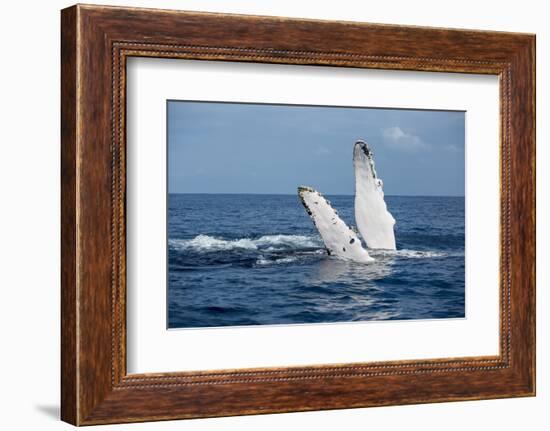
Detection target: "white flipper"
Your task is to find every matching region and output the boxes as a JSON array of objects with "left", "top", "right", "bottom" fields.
[
  {"left": 353, "top": 140, "right": 396, "bottom": 250},
  {"left": 298, "top": 186, "right": 374, "bottom": 263}
]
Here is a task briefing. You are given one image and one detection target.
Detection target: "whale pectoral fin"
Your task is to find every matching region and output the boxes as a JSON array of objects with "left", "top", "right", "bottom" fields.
[
  {"left": 353, "top": 141, "right": 397, "bottom": 250},
  {"left": 298, "top": 186, "right": 374, "bottom": 263}
]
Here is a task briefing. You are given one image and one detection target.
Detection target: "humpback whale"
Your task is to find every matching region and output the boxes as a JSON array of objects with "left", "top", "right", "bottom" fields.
[
  {"left": 298, "top": 186, "right": 374, "bottom": 263},
  {"left": 353, "top": 140, "right": 396, "bottom": 250},
  {"left": 298, "top": 140, "right": 396, "bottom": 262}
]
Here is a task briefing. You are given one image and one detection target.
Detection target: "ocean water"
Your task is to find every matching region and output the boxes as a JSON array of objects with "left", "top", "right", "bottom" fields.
[{"left": 168, "top": 194, "right": 465, "bottom": 329}]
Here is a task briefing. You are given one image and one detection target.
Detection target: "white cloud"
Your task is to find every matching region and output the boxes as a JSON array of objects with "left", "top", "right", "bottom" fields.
[
  {"left": 314, "top": 146, "right": 332, "bottom": 156},
  {"left": 382, "top": 126, "right": 429, "bottom": 151},
  {"left": 443, "top": 144, "right": 461, "bottom": 153}
]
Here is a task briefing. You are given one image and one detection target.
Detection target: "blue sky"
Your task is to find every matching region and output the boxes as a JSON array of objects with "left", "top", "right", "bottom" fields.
[{"left": 168, "top": 101, "right": 465, "bottom": 196}]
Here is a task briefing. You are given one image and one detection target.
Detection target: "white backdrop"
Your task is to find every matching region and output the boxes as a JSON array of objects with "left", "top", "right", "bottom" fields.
[{"left": 0, "top": 1, "right": 546, "bottom": 430}]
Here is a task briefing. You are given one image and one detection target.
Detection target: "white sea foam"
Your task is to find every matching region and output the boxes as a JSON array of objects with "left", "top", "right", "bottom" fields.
[
  {"left": 169, "top": 235, "right": 448, "bottom": 261},
  {"left": 370, "top": 249, "right": 447, "bottom": 259},
  {"left": 254, "top": 234, "right": 320, "bottom": 248},
  {"left": 169, "top": 234, "right": 322, "bottom": 252},
  {"left": 255, "top": 255, "right": 298, "bottom": 266}
]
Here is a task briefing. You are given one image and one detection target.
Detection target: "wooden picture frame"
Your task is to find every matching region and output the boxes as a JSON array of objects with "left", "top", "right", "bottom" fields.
[{"left": 61, "top": 4, "right": 535, "bottom": 425}]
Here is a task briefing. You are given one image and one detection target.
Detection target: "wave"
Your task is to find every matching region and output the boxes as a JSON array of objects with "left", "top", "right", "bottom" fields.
[
  {"left": 169, "top": 234, "right": 322, "bottom": 253},
  {"left": 170, "top": 234, "right": 453, "bottom": 263},
  {"left": 370, "top": 248, "right": 447, "bottom": 259},
  {"left": 256, "top": 255, "right": 298, "bottom": 266}
]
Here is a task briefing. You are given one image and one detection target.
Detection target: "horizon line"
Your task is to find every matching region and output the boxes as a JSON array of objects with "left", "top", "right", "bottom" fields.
[{"left": 168, "top": 192, "right": 465, "bottom": 198}]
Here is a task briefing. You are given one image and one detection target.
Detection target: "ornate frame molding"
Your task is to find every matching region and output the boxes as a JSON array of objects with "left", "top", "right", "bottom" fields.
[{"left": 61, "top": 5, "right": 535, "bottom": 425}]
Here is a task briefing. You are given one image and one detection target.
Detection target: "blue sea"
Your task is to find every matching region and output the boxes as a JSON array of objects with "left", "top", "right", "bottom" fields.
[{"left": 168, "top": 194, "right": 465, "bottom": 329}]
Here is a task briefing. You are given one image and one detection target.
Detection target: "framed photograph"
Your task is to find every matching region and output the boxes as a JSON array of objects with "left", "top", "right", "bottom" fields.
[{"left": 61, "top": 4, "right": 535, "bottom": 425}]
